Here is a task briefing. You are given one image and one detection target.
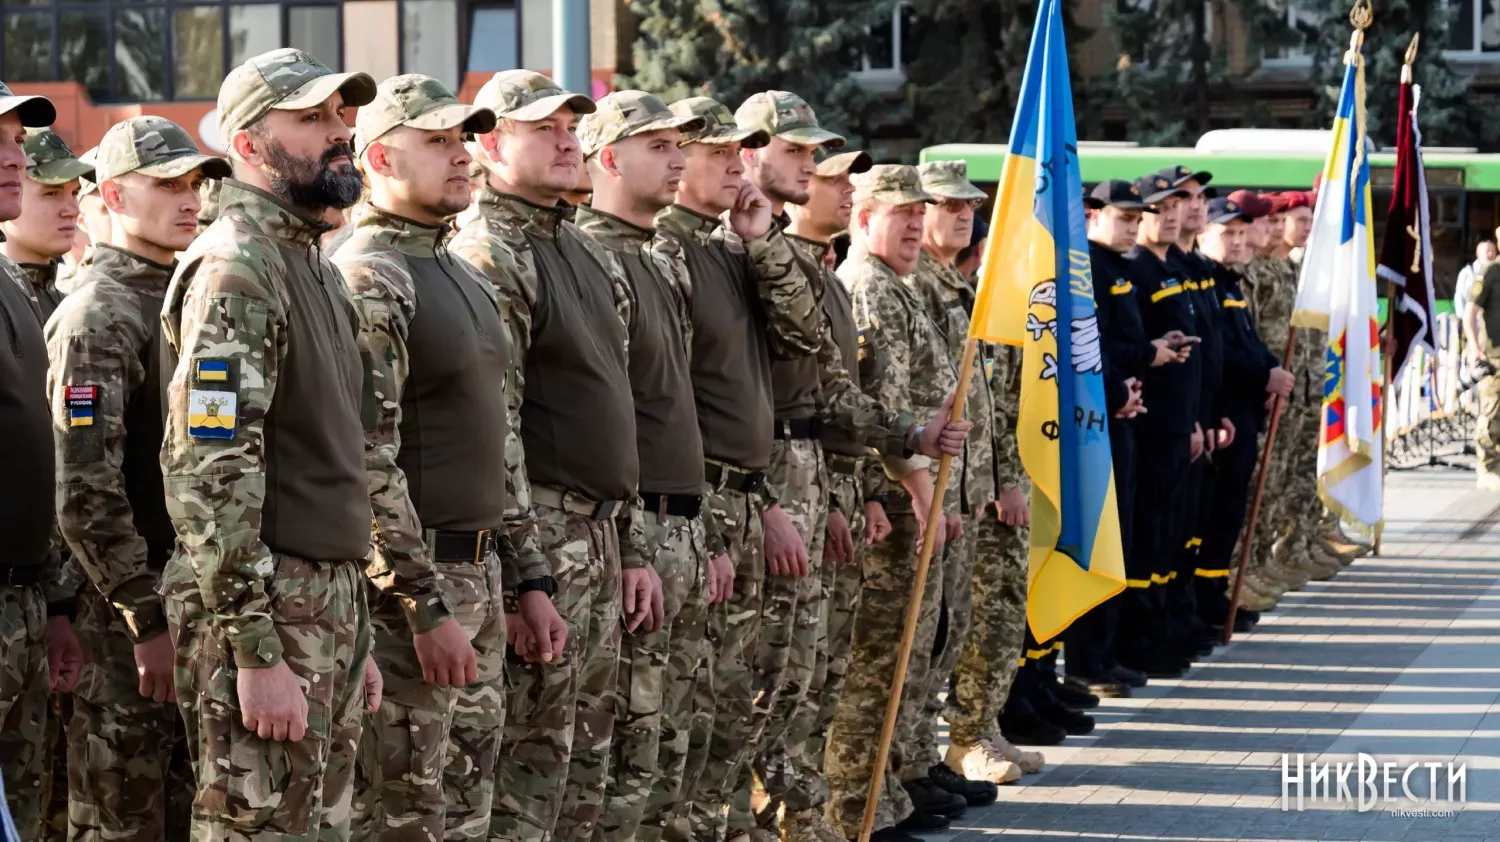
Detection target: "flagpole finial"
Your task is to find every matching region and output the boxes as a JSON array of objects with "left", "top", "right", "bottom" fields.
[
  {"left": 1406, "top": 32, "right": 1420, "bottom": 65},
  {"left": 1350, "top": 0, "right": 1373, "bottom": 31}
]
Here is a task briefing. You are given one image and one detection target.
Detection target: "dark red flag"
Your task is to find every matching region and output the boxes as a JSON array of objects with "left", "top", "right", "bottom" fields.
[{"left": 1375, "top": 65, "right": 1438, "bottom": 382}]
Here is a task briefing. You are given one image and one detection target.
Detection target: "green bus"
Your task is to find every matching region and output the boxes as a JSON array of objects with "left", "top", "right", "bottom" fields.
[{"left": 920, "top": 133, "right": 1500, "bottom": 299}]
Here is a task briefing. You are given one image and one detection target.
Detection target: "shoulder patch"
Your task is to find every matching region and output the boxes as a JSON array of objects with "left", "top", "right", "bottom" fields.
[
  {"left": 63, "top": 384, "right": 104, "bottom": 463},
  {"left": 188, "top": 389, "right": 237, "bottom": 440}
]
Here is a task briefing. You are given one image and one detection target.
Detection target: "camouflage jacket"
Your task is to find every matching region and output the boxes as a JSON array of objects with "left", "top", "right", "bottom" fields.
[
  {"left": 332, "top": 207, "right": 549, "bottom": 599},
  {"left": 449, "top": 187, "right": 650, "bottom": 570},
  {"left": 45, "top": 245, "right": 176, "bottom": 642},
  {"left": 57, "top": 247, "right": 93, "bottom": 296},
  {"left": 783, "top": 235, "right": 919, "bottom": 459},
  {"left": 1245, "top": 253, "right": 1323, "bottom": 407},
  {"left": 842, "top": 251, "right": 962, "bottom": 511},
  {"left": 16, "top": 259, "right": 64, "bottom": 322}
]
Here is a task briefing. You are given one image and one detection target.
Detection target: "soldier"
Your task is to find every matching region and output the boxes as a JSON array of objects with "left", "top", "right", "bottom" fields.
[
  {"left": 1, "top": 128, "right": 91, "bottom": 320},
  {"left": 158, "top": 48, "right": 385, "bottom": 841},
  {"left": 452, "top": 69, "right": 657, "bottom": 842},
  {"left": 825, "top": 164, "right": 968, "bottom": 842},
  {"left": 0, "top": 80, "right": 85, "bottom": 842},
  {"left": 1193, "top": 196, "right": 1293, "bottom": 631},
  {"left": 333, "top": 74, "right": 557, "bottom": 841},
  {"left": 573, "top": 90, "right": 718, "bottom": 842},
  {"left": 59, "top": 147, "right": 106, "bottom": 291},
  {"left": 908, "top": 160, "right": 1039, "bottom": 783},
  {"left": 1466, "top": 250, "right": 1500, "bottom": 488},
  {"left": 1116, "top": 173, "right": 1201, "bottom": 679},
  {"left": 45, "top": 115, "right": 228, "bottom": 842},
  {"left": 654, "top": 96, "right": 823, "bottom": 842}
]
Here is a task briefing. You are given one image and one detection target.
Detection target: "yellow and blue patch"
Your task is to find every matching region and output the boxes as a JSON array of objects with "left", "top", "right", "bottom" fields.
[
  {"left": 66, "top": 385, "right": 97, "bottom": 427},
  {"left": 188, "top": 389, "right": 237, "bottom": 440},
  {"left": 196, "top": 360, "right": 229, "bottom": 382}
]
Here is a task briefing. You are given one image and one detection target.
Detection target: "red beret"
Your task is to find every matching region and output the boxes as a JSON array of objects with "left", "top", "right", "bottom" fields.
[
  {"left": 1226, "top": 189, "right": 1272, "bottom": 219},
  {"left": 1265, "top": 193, "right": 1292, "bottom": 214},
  {"left": 1279, "top": 190, "right": 1312, "bottom": 211}
]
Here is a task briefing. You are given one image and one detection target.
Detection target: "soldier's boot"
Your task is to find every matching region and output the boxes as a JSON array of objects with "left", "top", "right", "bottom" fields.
[
  {"left": 1235, "top": 573, "right": 1281, "bottom": 611},
  {"left": 1245, "top": 567, "right": 1289, "bottom": 598},
  {"left": 1477, "top": 470, "right": 1500, "bottom": 493},
  {"left": 982, "top": 735, "right": 1042, "bottom": 775},
  {"left": 781, "top": 809, "right": 848, "bottom": 842},
  {"left": 1260, "top": 557, "right": 1310, "bottom": 591},
  {"left": 1294, "top": 552, "right": 1341, "bottom": 582},
  {"left": 1320, "top": 524, "right": 1368, "bottom": 559},
  {"left": 945, "top": 740, "right": 1024, "bottom": 784}
]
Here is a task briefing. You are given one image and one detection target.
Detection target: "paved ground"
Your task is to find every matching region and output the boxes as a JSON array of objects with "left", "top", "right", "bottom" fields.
[{"left": 944, "top": 468, "right": 1500, "bottom": 841}]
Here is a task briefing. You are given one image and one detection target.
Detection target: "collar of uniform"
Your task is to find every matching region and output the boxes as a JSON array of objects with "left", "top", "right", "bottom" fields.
[
  {"left": 916, "top": 249, "right": 969, "bottom": 295},
  {"left": 86, "top": 243, "right": 176, "bottom": 286},
  {"left": 15, "top": 260, "right": 57, "bottom": 292},
  {"left": 354, "top": 205, "right": 450, "bottom": 258},
  {"left": 477, "top": 184, "right": 573, "bottom": 239},
  {"left": 850, "top": 248, "right": 908, "bottom": 286},
  {"left": 785, "top": 231, "right": 832, "bottom": 264},
  {"left": 217, "top": 179, "right": 333, "bottom": 247},
  {"left": 574, "top": 205, "right": 654, "bottom": 251},
  {"left": 658, "top": 203, "right": 722, "bottom": 244}
]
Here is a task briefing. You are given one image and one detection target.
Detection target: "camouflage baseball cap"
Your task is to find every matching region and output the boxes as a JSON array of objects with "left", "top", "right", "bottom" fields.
[
  {"left": 474, "top": 70, "right": 596, "bottom": 122},
  {"left": 355, "top": 74, "right": 496, "bottom": 156},
  {"left": 96, "top": 116, "right": 231, "bottom": 183},
  {"left": 815, "top": 149, "right": 872, "bottom": 178},
  {"left": 734, "top": 91, "right": 844, "bottom": 149},
  {"left": 23, "top": 128, "right": 93, "bottom": 185},
  {"left": 578, "top": 90, "right": 705, "bottom": 158},
  {"left": 0, "top": 80, "right": 54, "bottom": 128},
  {"left": 217, "top": 48, "right": 376, "bottom": 141},
  {"left": 918, "top": 161, "right": 986, "bottom": 201},
  {"left": 77, "top": 148, "right": 99, "bottom": 196},
  {"left": 851, "top": 165, "right": 937, "bottom": 205},
  {"left": 670, "top": 96, "right": 768, "bottom": 147}
]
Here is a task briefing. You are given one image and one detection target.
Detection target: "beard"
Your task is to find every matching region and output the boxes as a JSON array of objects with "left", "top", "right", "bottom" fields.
[
  {"left": 263, "top": 138, "right": 363, "bottom": 211},
  {"left": 426, "top": 193, "right": 471, "bottom": 220}
]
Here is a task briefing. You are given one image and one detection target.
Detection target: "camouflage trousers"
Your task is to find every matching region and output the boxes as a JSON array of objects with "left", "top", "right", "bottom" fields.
[
  {"left": 1252, "top": 394, "right": 1307, "bottom": 573},
  {"left": 824, "top": 511, "right": 944, "bottom": 837},
  {"left": 42, "top": 693, "right": 70, "bottom": 842},
  {"left": 748, "top": 438, "right": 829, "bottom": 829},
  {"left": 0, "top": 584, "right": 51, "bottom": 842},
  {"left": 353, "top": 550, "right": 507, "bottom": 842},
  {"left": 682, "top": 485, "right": 764, "bottom": 842},
  {"left": 167, "top": 554, "right": 370, "bottom": 842},
  {"left": 1480, "top": 372, "right": 1500, "bottom": 479},
  {"left": 600, "top": 509, "right": 710, "bottom": 842},
  {"left": 68, "top": 589, "right": 193, "bottom": 842},
  {"left": 906, "top": 506, "right": 977, "bottom": 777},
  {"left": 493, "top": 503, "right": 622, "bottom": 842},
  {"left": 943, "top": 518, "right": 1028, "bottom": 747}
]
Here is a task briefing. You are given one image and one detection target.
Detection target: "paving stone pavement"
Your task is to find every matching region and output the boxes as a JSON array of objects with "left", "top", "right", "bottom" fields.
[{"left": 936, "top": 468, "right": 1500, "bottom": 842}]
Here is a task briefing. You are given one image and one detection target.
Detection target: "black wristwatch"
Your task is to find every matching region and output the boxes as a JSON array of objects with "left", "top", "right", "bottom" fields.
[{"left": 516, "top": 576, "right": 557, "bottom": 598}]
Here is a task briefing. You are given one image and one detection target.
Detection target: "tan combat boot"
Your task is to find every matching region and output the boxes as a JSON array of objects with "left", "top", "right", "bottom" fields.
[
  {"left": 780, "top": 809, "right": 847, "bottom": 842},
  {"left": 1234, "top": 574, "right": 1279, "bottom": 612},
  {"left": 945, "top": 739, "right": 1023, "bottom": 784},
  {"left": 1295, "top": 550, "right": 1342, "bottom": 581},
  {"left": 990, "top": 734, "right": 1046, "bottom": 774},
  {"left": 1261, "top": 556, "right": 1311, "bottom": 590}
]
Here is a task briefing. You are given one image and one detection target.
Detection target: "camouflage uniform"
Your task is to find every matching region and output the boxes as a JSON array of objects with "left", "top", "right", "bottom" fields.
[
  {"left": 824, "top": 167, "right": 961, "bottom": 838},
  {"left": 454, "top": 69, "right": 653, "bottom": 842},
  {"left": 1241, "top": 254, "right": 1299, "bottom": 585},
  {"left": 574, "top": 89, "right": 716, "bottom": 842},
  {"left": 158, "top": 51, "right": 381, "bottom": 842},
  {"left": 1285, "top": 250, "right": 1331, "bottom": 569},
  {"left": 334, "top": 71, "right": 531, "bottom": 842},
  {"left": 12, "top": 128, "right": 93, "bottom": 321}
]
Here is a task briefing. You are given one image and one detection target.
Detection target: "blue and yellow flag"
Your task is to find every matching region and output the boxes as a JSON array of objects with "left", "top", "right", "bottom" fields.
[{"left": 971, "top": 0, "right": 1124, "bottom": 643}]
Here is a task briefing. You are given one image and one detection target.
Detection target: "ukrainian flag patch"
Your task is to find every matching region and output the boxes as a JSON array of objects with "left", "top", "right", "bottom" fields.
[
  {"left": 66, "top": 385, "right": 97, "bottom": 427},
  {"left": 188, "top": 390, "right": 237, "bottom": 440},
  {"left": 196, "top": 360, "right": 229, "bottom": 382}
]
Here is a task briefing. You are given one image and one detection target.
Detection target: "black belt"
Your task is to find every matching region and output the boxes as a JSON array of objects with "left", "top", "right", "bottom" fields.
[
  {"left": 827, "top": 454, "right": 863, "bottom": 476},
  {"left": 641, "top": 492, "right": 703, "bottom": 519},
  {"left": 704, "top": 461, "right": 767, "bottom": 495},
  {"left": 0, "top": 565, "right": 48, "bottom": 587},
  {"left": 430, "top": 529, "right": 496, "bottom": 565},
  {"left": 773, "top": 417, "right": 822, "bottom": 440}
]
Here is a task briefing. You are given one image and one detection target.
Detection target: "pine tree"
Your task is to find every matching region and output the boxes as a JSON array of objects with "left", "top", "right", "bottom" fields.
[
  {"left": 621, "top": 0, "right": 898, "bottom": 144},
  {"left": 1303, "top": 0, "right": 1498, "bottom": 149}
]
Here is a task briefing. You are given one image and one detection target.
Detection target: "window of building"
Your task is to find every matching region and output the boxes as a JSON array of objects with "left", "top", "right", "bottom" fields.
[
  {"left": 1262, "top": 1, "right": 1322, "bottom": 65},
  {"left": 402, "top": 0, "right": 458, "bottom": 87},
  {"left": 467, "top": 1, "right": 519, "bottom": 72},
  {"left": 851, "top": 2, "right": 919, "bottom": 90},
  {"left": 0, "top": 0, "right": 341, "bottom": 103},
  {"left": 1445, "top": 0, "right": 1500, "bottom": 55}
]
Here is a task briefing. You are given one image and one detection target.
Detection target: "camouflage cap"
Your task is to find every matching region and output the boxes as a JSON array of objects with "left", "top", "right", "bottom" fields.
[
  {"left": 96, "top": 116, "right": 232, "bottom": 182},
  {"left": 0, "top": 80, "right": 54, "bottom": 128},
  {"left": 577, "top": 90, "right": 705, "bottom": 158},
  {"left": 77, "top": 148, "right": 100, "bottom": 196},
  {"left": 917, "top": 160, "right": 986, "bottom": 201},
  {"left": 23, "top": 128, "right": 93, "bottom": 185},
  {"left": 734, "top": 91, "right": 844, "bottom": 149},
  {"left": 815, "top": 149, "right": 872, "bottom": 178},
  {"left": 851, "top": 164, "right": 937, "bottom": 205},
  {"left": 198, "top": 179, "right": 222, "bottom": 227},
  {"left": 355, "top": 74, "right": 496, "bottom": 156},
  {"left": 473, "top": 70, "right": 596, "bottom": 122},
  {"left": 670, "top": 96, "right": 768, "bottom": 147},
  {"left": 217, "top": 48, "right": 376, "bottom": 141}
]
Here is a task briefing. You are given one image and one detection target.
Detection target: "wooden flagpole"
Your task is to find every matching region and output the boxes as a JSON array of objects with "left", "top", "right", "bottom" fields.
[{"left": 857, "top": 337, "right": 977, "bottom": 842}]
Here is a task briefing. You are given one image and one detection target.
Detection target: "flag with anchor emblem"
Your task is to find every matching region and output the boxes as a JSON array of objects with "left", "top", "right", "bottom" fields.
[{"left": 970, "top": 0, "right": 1123, "bottom": 643}]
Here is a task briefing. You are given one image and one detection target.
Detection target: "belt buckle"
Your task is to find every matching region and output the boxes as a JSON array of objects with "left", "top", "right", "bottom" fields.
[
  {"left": 594, "top": 499, "right": 622, "bottom": 520},
  {"left": 473, "top": 530, "right": 492, "bottom": 565},
  {"left": 744, "top": 472, "right": 766, "bottom": 495}
]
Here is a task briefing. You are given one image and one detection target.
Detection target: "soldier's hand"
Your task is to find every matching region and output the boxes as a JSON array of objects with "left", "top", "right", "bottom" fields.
[
  {"left": 708, "top": 553, "right": 735, "bottom": 604},
  {"left": 944, "top": 513, "right": 964, "bottom": 543},
  {"left": 413, "top": 617, "right": 479, "bottom": 688},
  {"left": 1115, "top": 378, "right": 1146, "bottom": 418},
  {"left": 1150, "top": 338, "right": 1178, "bottom": 367},
  {"left": 995, "top": 487, "right": 1031, "bottom": 527},
  {"left": 914, "top": 391, "right": 972, "bottom": 458},
  {"left": 133, "top": 630, "right": 176, "bottom": 703},
  {"left": 728, "top": 181, "right": 774, "bottom": 242},
  {"left": 1218, "top": 416, "right": 1236, "bottom": 448},
  {"left": 363, "top": 655, "right": 384, "bottom": 714},
  {"left": 519, "top": 591, "right": 567, "bottom": 663},
  {"left": 1190, "top": 423, "right": 1206, "bottom": 462},
  {"left": 46, "top": 616, "right": 83, "bottom": 694},
  {"left": 826, "top": 510, "right": 855, "bottom": 567},
  {"left": 764, "top": 504, "right": 810, "bottom": 579},
  {"left": 621, "top": 567, "right": 658, "bottom": 632},
  {"left": 645, "top": 564, "right": 666, "bottom": 632},
  {"left": 864, "top": 501, "right": 892, "bottom": 545},
  {"left": 1267, "top": 367, "right": 1295, "bottom": 398},
  {"left": 238, "top": 660, "right": 309, "bottom": 742}
]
